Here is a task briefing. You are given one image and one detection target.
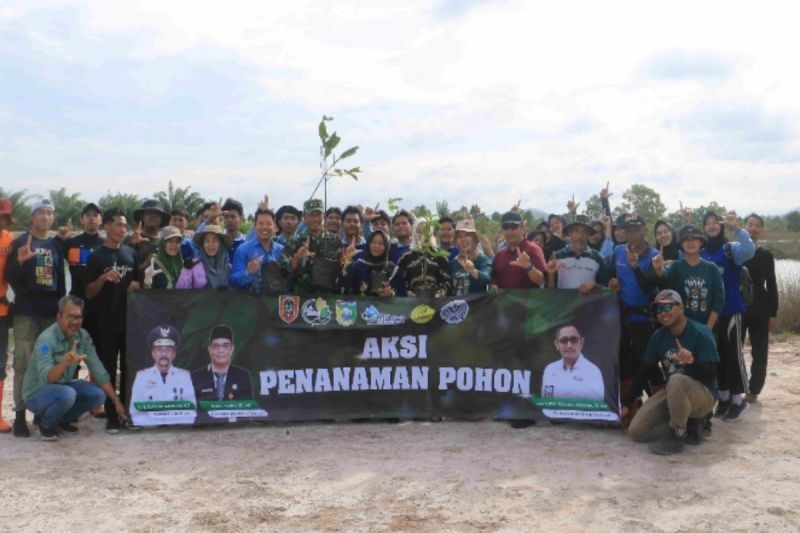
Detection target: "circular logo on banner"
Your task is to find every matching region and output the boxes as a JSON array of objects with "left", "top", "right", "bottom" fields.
[
  {"left": 410, "top": 304, "right": 435, "bottom": 324},
  {"left": 439, "top": 299, "right": 469, "bottom": 325},
  {"left": 302, "top": 298, "right": 332, "bottom": 326}
]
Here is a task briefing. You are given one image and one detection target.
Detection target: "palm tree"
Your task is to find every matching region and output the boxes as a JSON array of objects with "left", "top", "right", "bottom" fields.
[
  {"left": 98, "top": 191, "right": 142, "bottom": 225},
  {"left": 154, "top": 181, "right": 206, "bottom": 216},
  {"left": 0, "top": 187, "right": 40, "bottom": 230},
  {"left": 49, "top": 188, "right": 85, "bottom": 226}
]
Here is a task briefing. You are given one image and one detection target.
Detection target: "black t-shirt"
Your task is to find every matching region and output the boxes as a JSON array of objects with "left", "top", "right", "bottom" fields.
[
  {"left": 84, "top": 244, "right": 137, "bottom": 335},
  {"left": 64, "top": 232, "right": 105, "bottom": 302}
]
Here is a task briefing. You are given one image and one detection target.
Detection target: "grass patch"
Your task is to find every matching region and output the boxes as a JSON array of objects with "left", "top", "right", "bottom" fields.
[{"left": 776, "top": 261, "right": 800, "bottom": 333}]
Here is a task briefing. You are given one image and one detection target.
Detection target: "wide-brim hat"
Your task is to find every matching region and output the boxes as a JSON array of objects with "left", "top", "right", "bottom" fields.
[
  {"left": 678, "top": 224, "right": 707, "bottom": 246},
  {"left": 455, "top": 219, "right": 478, "bottom": 234},
  {"left": 134, "top": 199, "right": 170, "bottom": 227},
  {"left": 193, "top": 224, "right": 232, "bottom": 249},
  {"left": 564, "top": 215, "right": 595, "bottom": 236}
]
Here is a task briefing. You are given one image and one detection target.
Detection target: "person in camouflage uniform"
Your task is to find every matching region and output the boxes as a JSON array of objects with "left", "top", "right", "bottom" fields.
[{"left": 280, "top": 199, "right": 343, "bottom": 295}]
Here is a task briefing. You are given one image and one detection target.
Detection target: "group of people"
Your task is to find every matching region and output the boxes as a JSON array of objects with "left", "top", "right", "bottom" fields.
[{"left": 0, "top": 185, "right": 779, "bottom": 454}]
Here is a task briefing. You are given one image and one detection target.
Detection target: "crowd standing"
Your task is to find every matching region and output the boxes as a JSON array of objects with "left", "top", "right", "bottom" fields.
[{"left": 0, "top": 185, "right": 780, "bottom": 454}]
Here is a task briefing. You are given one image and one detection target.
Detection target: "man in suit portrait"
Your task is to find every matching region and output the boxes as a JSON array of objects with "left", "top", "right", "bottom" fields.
[{"left": 192, "top": 324, "right": 253, "bottom": 402}]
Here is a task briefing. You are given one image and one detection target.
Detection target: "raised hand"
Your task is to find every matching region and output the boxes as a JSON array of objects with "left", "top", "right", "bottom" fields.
[
  {"left": 17, "top": 233, "right": 36, "bottom": 264},
  {"left": 246, "top": 253, "right": 264, "bottom": 275},
  {"left": 545, "top": 252, "right": 560, "bottom": 274},
  {"left": 600, "top": 181, "right": 613, "bottom": 199},
  {"left": 608, "top": 278, "right": 620, "bottom": 293},
  {"left": 258, "top": 194, "right": 270, "bottom": 210},
  {"left": 626, "top": 244, "right": 639, "bottom": 269},
  {"left": 103, "top": 262, "right": 123, "bottom": 284},
  {"left": 377, "top": 281, "right": 394, "bottom": 298},
  {"left": 363, "top": 203, "right": 380, "bottom": 221},
  {"left": 65, "top": 340, "right": 87, "bottom": 365},
  {"left": 479, "top": 234, "right": 494, "bottom": 256},
  {"left": 724, "top": 211, "right": 739, "bottom": 232},
  {"left": 578, "top": 281, "right": 598, "bottom": 295},
  {"left": 679, "top": 201, "right": 692, "bottom": 225},
  {"left": 206, "top": 199, "right": 223, "bottom": 224},
  {"left": 293, "top": 236, "right": 315, "bottom": 263},
  {"left": 651, "top": 245, "right": 665, "bottom": 276},
  {"left": 601, "top": 215, "right": 612, "bottom": 236},
  {"left": 344, "top": 236, "right": 359, "bottom": 261},
  {"left": 511, "top": 199, "right": 522, "bottom": 213},
  {"left": 509, "top": 250, "right": 532, "bottom": 270},
  {"left": 130, "top": 221, "right": 148, "bottom": 244},
  {"left": 673, "top": 339, "right": 694, "bottom": 364},
  {"left": 566, "top": 194, "right": 580, "bottom": 214},
  {"left": 143, "top": 256, "right": 163, "bottom": 288},
  {"left": 57, "top": 219, "right": 74, "bottom": 240}
]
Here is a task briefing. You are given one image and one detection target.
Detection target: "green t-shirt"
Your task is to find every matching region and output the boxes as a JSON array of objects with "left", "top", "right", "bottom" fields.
[
  {"left": 644, "top": 318, "right": 719, "bottom": 398},
  {"left": 659, "top": 258, "right": 725, "bottom": 325}
]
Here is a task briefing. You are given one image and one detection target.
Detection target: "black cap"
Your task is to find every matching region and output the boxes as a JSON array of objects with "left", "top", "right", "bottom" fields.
[
  {"left": 678, "top": 224, "right": 707, "bottom": 245},
  {"left": 501, "top": 211, "right": 523, "bottom": 224},
  {"left": 613, "top": 213, "right": 628, "bottom": 228},
  {"left": 81, "top": 202, "right": 101, "bottom": 216},
  {"left": 208, "top": 324, "right": 233, "bottom": 344},
  {"left": 623, "top": 213, "right": 646, "bottom": 228}
]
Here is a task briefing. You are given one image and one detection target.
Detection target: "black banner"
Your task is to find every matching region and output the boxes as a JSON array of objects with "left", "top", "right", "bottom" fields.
[{"left": 126, "top": 289, "right": 621, "bottom": 426}]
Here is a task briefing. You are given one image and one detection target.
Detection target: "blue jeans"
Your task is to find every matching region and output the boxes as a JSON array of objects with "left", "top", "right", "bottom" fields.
[{"left": 26, "top": 381, "right": 106, "bottom": 429}]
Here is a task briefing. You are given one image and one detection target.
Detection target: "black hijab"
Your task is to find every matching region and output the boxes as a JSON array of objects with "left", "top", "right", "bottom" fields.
[
  {"left": 654, "top": 220, "right": 679, "bottom": 260},
  {"left": 703, "top": 211, "right": 727, "bottom": 253},
  {"left": 364, "top": 230, "right": 391, "bottom": 266}
]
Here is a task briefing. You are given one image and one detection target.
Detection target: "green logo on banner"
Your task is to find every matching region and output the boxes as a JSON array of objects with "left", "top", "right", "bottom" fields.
[
  {"left": 133, "top": 400, "right": 196, "bottom": 411},
  {"left": 531, "top": 397, "right": 611, "bottom": 411},
  {"left": 335, "top": 301, "right": 357, "bottom": 327},
  {"left": 199, "top": 400, "right": 261, "bottom": 411}
]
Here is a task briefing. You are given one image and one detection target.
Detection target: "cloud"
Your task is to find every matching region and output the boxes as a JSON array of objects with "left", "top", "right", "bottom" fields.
[
  {"left": 433, "top": 0, "right": 496, "bottom": 20},
  {"left": 638, "top": 48, "right": 737, "bottom": 82},
  {"left": 668, "top": 101, "right": 800, "bottom": 163}
]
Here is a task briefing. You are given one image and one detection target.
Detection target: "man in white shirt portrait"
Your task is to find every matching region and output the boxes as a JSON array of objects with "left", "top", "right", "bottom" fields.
[{"left": 541, "top": 324, "right": 605, "bottom": 400}]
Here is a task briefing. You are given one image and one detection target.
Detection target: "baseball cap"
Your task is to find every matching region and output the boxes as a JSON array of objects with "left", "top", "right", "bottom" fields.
[
  {"left": 303, "top": 198, "right": 324, "bottom": 214},
  {"left": 31, "top": 199, "right": 54, "bottom": 214},
  {"left": 500, "top": 211, "right": 523, "bottom": 225},
  {"left": 623, "top": 213, "right": 646, "bottom": 227},
  {"left": 159, "top": 226, "right": 183, "bottom": 241},
  {"left": 654, "top": 289, "right": 682, "bottom": 305},
  {"left": 81, "top": 202, "right": 101, "bottom": 216}
]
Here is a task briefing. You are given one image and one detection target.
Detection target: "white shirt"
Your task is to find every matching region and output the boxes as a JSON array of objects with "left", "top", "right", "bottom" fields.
[
  {"left": 541, "top": 353, "right": 605, "bottom": 400},
  {"left": 130, "top": 365, "right": 197, "bottom": 426}
]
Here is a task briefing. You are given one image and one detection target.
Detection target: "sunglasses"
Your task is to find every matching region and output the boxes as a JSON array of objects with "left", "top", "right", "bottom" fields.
[
  {"left": 501, "top": 222, "right": 521, "bottom": 230},
  {"left": 654, "top": 303, "right": 675, "bottom": 314},
  {"left": 557, "top": 336, "right": 581, "bottom": 345}
]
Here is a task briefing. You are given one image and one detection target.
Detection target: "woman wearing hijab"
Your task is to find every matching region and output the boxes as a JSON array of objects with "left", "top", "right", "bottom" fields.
[
  {"left": 177, "top": 225, "right": 232, "bottom": 289},
  {"left": 396, "top": 217, "right": 452, "bottom": 298},
  {"left": 143, "top": 226, "right": 184, "bottom": 289},
  {"left": 653, "top": 220, "right": 680, "bottom": 261},
  {"left": 701, "top": 211, "right": 756, "bottom": 421},
  {"left": 544, "top": 214, "right": 567, "bottom": 257},
  {"left": 338, "top": 229, "right": 404, "bottom": 297},
  {"left": 450, "top": 218, "right": 491, "bottom": 295}
]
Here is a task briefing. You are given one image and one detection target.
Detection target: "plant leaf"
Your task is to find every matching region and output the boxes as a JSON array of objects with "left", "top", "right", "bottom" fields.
[
  {"left": 340, "top": 146, "right": 358, "bottom": 159},
  {"left": 324, "top": 133, "right": 341, "bottom": 157},
  {"left": 318, "top": 120, "right": 328, "bottom": 142}
]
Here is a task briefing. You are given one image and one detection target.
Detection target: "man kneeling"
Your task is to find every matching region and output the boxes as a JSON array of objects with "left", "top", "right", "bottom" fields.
[
  {"left": 21, "top": 295, "right": 126, "bottom": 441},
  {"left": 622, "top": 290, "right": 718, "bottom": 455}
]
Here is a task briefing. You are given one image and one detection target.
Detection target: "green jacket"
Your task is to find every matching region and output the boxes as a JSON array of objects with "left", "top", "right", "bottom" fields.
[
  {"left": 279, "top": 230, "right": 343, "bottom": 294},
  {"left": 22, "top": 323, "right": 110, "bottom": 402}
]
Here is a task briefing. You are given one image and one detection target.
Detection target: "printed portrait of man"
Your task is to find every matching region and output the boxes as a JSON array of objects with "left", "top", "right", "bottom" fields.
[
  {"left": 191, "top": 324, "right": 253, "bottom": 402},
  {"left": 541, "top": 324, "right": 605, "bottom": 401}
]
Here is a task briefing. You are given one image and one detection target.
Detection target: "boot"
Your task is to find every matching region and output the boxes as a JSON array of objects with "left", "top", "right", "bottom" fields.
[
  {"left": 649, "top": 427, "right": 686, "bottom": 455},
  {"left": 0, "top": 381, "right": 11, "bottom": 432},
  {"left": 12, "top": 410, "right": 30, "bottom": 438}
]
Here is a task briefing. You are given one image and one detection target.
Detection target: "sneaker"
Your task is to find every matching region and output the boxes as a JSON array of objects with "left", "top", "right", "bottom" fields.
[
  {"left": 744, "top": 393, "right": 758, "bottom": 403},
  {"left": 123, "top": 421, "right": 141, "bottom": 431},
  {"left": 105, "top": 421, "right": 121, "bottom": 435},
  {"left": 648, "top": 427, "right": 686, "bottom": 455},
  {"left": 39, "top": 425, "right": 60, "bottom": 441},
  {"left": 714, "top": 399, "right": 731, "bottom": 418},
  {"left": 58, "top": 422, "right": 79, "bottom": 433},
  {"left": 723, "top": 401, "right": 750, "bottom": 421},
  {"left": 12, "top": 412, "right": 30, "bottom": 438}
]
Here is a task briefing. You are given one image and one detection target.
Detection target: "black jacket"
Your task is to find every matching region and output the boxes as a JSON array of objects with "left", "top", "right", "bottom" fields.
[{"left": 192, "top": 364, "right": 254, "bottom": 401}]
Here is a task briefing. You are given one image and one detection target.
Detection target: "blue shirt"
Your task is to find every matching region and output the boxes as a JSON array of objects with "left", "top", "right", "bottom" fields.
[
  {"left": 701, "top": 228, "right": 756, "bottom": 317},
  {"left": 608, "top": 243, "right": 660, "bottom": 323},
  {"left": 230, "top": 238, "right": 284, "bottom": 294}
]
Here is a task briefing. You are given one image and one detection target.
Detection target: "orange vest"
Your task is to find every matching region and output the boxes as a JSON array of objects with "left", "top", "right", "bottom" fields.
[{"left": 0, "top": 230, "right": 12, "bottom": 317}]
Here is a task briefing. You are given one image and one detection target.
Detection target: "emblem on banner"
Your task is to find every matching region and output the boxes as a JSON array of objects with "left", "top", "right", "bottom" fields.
[
  {"left": 439, "top": 299, "right": 469, "bottom": 324},
  {"left": 361, "top": 305, "right": 406, "bottom": 326},
  {"left": 410, "top": 304, "right": 435, "bottom": 324},
  {"left": 278, "top": 295, "right": 301, "bottom": 324},
  {"left": 302, "top": 298, "right": 332, "bottom": 326},
  {"left": 335, "top": 301, "right": 357, "bottom": 327}
]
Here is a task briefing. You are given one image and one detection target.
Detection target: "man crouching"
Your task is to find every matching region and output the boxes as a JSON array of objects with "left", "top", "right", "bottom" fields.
[
  {"left": 622, "top": 289, "right": 718, "bottom": 455},
  {"left": 21, "top": 295, "right": 126, "bottom": 440}
]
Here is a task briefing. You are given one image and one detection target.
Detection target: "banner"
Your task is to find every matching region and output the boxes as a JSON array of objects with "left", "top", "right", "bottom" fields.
[{"left": 125, "top": 289, "right": 621, "bottom": 426}]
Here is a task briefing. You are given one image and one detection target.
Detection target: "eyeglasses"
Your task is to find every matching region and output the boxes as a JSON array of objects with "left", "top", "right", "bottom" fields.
[
  {"left": 501, "top": 222, "right": 521, "bottom": 230},
  {"left": 557, "top": 336, "right": 581, "bottom": 345},
  {"left": 654, "top": 303, "right": 674, "bottom": 314}
]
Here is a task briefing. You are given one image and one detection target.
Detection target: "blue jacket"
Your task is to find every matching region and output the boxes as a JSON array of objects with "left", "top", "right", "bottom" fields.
[
  {"left": 230, "top": 238, "right": 284, "bottom": 294},
  {"left": 701, "top": 228, "right": 756, "bottom": 317},
  {"left": 607, "top": 244, "right": 660, "bottom": 323}
]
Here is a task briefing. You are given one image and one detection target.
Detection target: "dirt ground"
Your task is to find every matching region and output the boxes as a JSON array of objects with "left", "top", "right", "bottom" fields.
[{"left": 1, "top": 339, "right": 799, "bottom": 532}]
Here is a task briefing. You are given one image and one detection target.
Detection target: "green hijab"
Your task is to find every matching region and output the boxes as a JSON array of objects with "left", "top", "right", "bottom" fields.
[{"left": 155, "top": 237, "right": 183, "bottom": 287}]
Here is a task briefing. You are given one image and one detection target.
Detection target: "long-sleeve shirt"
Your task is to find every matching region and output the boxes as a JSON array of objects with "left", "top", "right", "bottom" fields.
[
  {"left": 230, "top": 238, "right": 284, "bottom": 294},
  {"left": 744, "top": 246, "right": 779, "bottom": 318},
  {"left": 701, "top": 229, "right": 756, "bottom": 317},
  {"left": 4, "top": 232, "right": 66, "bottom": 319},
  {"left": 450, "top": 253, "right": 492, "bottom": 295},
  {"left": 22, "top": 323, "right": 110, "bottom": 402}
]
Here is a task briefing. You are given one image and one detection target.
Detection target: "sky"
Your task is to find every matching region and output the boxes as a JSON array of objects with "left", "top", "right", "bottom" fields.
[{"left": 2, "top": 0, "right": 800, "bottom": 216}]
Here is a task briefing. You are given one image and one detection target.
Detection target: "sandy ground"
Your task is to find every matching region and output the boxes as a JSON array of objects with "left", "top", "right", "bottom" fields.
[{"left": 1, "top": 339, "right": 799, "bottom": 533}]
